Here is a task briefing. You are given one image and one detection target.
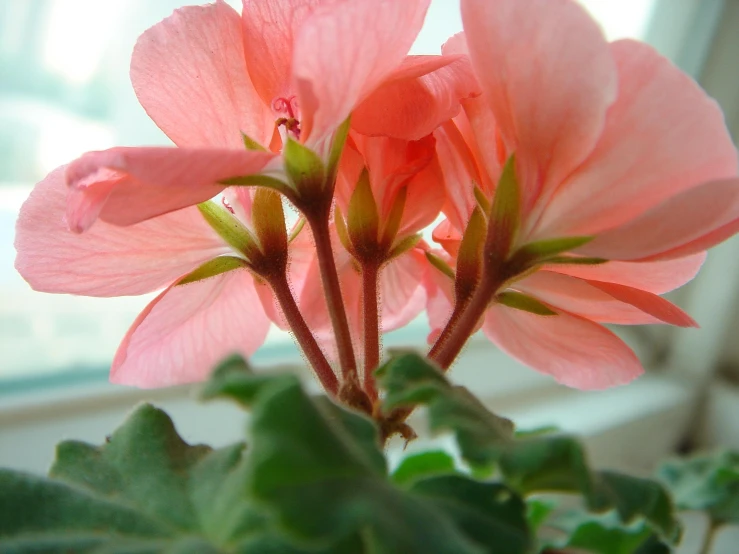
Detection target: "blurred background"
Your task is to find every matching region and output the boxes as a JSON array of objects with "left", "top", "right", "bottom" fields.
[{"left": 1, "top": 0, "right": 738, "bottom": 500}]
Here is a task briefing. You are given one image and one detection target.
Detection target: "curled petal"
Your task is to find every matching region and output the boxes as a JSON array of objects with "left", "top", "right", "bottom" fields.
[
  {"left": 579, "top": 179, "right": 739, "bottom": 260},
  {"left": 112, "top": 269, "right": 270, "bottom": 387},
  {"left": 294, "top": 0, "right": 430, "bottom": 143},
  {"left": 352, "top": 54, "right": 481, "bottom": 140},
  {"left": 461, "top": 0, "right": 617, "bottom": 212},
  {"left": 538, "top": 40, "right": 738, "bottom": 238},
  {"left": 545, "top": 253, "right": 706, "bottom": 295},
  {"left": 131, "top": 1, "right": 272, "bottom": 148},
  {"left": 66, "top": 147, "right": 275, "bottom": 231},
  {"left": 14, "top": 166, "right": 227, "bottom": 296},
  {"left": 482, "top": 305, "right": 643, "bottom": 390}
]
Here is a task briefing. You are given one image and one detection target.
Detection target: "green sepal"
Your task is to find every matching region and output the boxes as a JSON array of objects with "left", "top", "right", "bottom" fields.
[
  {"left": 284, "top": 137, "right": 326, "bottom": 198},
  {"left": 289, "top": 217, "right": 307, "bottom": 243},
  {"left": 488, "top": 155, "right": 520, "bottom": 263},
  {"left": 197, "top": 201, "right": 261, "bottom": 261},
  {"left": 333, "top": 207, "right": 355, "bottom": 256},
  {"left": 241, "top": 131, "right": 266, "bottom": 152},
  {"left": 347, "top": 169, "right": 380, "bottom": 254},
  {"left": 381, "top": 187, "right": 408, "bottom": 248},
  {"left": 327, "top": 116, "right": 351, "bottom": 187},
  {"left": 511, "top": 236, "right": 596, "bottom": 271},
  {"left": 252, "top": 188, "right": 288, "bottom": 259},
  {"left": 455, "top": 207, "right": 486, "bottom": 301},
  {"left": 544, "top": 256, "right": 608, "bottom": 266},
  {"left": 177, "top": 256, "right": 248, "bottom": 286},
  {"left": 473, "top": 185, "right": 491, "bottom": 216},
  {"left": 220, "top": 174, "right": 297, "bottom": 203},
  {"left": 426, "top": 251, "right": 455, "bottom": 280},
  {"left": 497, "top": 291, "right": 557, "bottom": 316},
  {"left": 388, "top": 234, "right": 422, "bottom": 261}
]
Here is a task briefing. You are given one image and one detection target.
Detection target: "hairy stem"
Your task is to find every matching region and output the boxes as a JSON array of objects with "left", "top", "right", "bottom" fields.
[
  {"left": 362, "top": 262, "right": 381, "bottom": 400},
  {"left": 308, "top": 214, "right": 359, "bottom": 383},
  {"left": 427, "top": 297, "right": 471, "bottom": 361},
  {"left": 269, "top": 273, "right": 339, "bottom": 395}
]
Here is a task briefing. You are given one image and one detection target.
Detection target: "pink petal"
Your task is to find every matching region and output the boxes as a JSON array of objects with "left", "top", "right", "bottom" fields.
[
  {"left": 649, "top": 221, "right": 739, "bottom": 261},
  {"left": 112, "top": 269, "right": 270, "bottom": 387},
  {"left": 537, "top": 40, "right": 738, "bottom": 238},
  {"left": 380, "top": 248, "right": 427, "bottom": 331},
  {"left": 482, "top": 304, "right": 643, "bottom": 390},
  {"left": 293, "top": 0, "right": 430, "bottom": 143},
  {"left": 578, "top": 179, "right": 739, "bottom": 260},
  {"left": 66, "top": 147, "right": 275, "bottom": 231},
  {"left": 14, "top": 166, "right": 227, "bottom": 297},
  {"left": 131, "top": 1, "right": 273, "bottom": 149},
  {"left": 399, "top": 156, "right": 446, "bottom": 237},
  {"left": 513, "top": 271, "right": 660, "bottom": 325},
  {"left": 432, "top": 218, "right": 463, "bottom": 258},
  {"left": 544, "top": 253, "right": 706, "bottom": 295},
  {"left": 352, "top": 54, "right": 481, "bottom": 140},
  {"left": 241, "top": 0, "right": 324, "bottom": 106},
  {"left": 461, "top": 0, "right": 617, "bottom": 212},
  {"left": 585, "top": 280, "right": 697, "bottom": 328}
]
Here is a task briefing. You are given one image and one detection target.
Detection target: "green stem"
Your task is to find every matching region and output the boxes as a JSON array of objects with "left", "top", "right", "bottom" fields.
[
  {"left": 307, "top": 214, "right": 359, "bottom": 384},
  {"left": 362, "top": 262, "right": 381, "bottom": 400},
  {"left": 269, "top": 273, "right": 339, "bottom": 395}
]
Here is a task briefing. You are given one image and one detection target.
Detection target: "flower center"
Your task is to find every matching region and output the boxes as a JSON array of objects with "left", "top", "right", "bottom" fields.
[{"left": 272, "top": 96, "right": 301, "bottom": 142}]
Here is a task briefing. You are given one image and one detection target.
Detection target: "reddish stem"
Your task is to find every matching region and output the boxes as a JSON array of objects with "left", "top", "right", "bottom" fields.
[
  {"left": 307, "top": 214, "right": 359, "bottom": 383},
  {"left": 269, "top": 273, "right": 338, "bottom": 395},
  {"left": 362, "top": 262, "right": 381, "bottom": 400}
]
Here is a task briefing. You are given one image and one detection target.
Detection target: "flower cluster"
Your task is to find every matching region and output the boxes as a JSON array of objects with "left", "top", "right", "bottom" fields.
[{"left": 15, "top": 0, "right": 739, "bottom": 414}]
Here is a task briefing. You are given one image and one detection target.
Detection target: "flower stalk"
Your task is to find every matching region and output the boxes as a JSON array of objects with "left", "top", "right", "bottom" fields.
[{"left": 361, "top": 261, "right": 381, "bottom": 400}]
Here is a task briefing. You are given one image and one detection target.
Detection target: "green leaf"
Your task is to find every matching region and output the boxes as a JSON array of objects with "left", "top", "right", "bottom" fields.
[
  {"left": 410, "top": 476, "right": 532, "bottom": 554},
  {"left": 347, "top": 168, "right": 380, "bottom": 253},
  {"left": 284, "top": 137, "right": 326, "bottom": 198},
  {"left": 455, "top": 207, "right": 486, "bottom": 301},
  {"left": 488, "top": 155, "right": 520, "bottom": 263},
  {"left": 377, "top": 353, "right": 515, "bottom": 468},
  {"left": 426, "top": 251, "right": 455, "bottom": 280},
  {"left": 0, "top": 403, "right": 295, "bottom": 552},
  {"left": 252, "top": 188, "right": 288, "bottom": 257},
  {"left": 233, "top": 372, "right": 486, "bottom": 553},
  {"left": 242, "top": 132, "right": 266, "bottom": 152},
  {"left": 658, "top": 450, "right": 739, "bottom": 524},
  {"left": 392, "top": 451, "right": 457, "bottom": 486},
  {"left": 197, "top": 201, "right": 261, "bottom": 260},
  {"left": 177, "top": 256, "right": 248, "bottom": 286},
  {"left": 497, "top": 291, "right": 557, "bottom": 316}
]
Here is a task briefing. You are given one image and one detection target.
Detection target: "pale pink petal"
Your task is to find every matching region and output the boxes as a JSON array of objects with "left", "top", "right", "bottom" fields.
[
  {"left": 461, "top": 0, "right": 617, "bottom": 212},
  {"left": 380, "top": 248, "right": 427, "bottom": 331},
  {"left": 241, "top": 0, "right": 324, "bottom": 105},
  {"left": 578, "top": 179, "right": 739, "bottom": 260},
  {"left": 398, "top": 156, "right": 446, "bottom": 237},
  {"left": 352, "top": 55, "right": 481, "bottom": 140},
  {"left": 432, "top": 218, "right": 463, "bottom": 258},
  {"left": 433, "top": 120, "right": 479, "bottom": 231},
  {"left": 294, "top": 0, "right": 430, "bottom": 143},
  {"left": 111, "top": 269, "right": 270, "bottom": 387},
  {"left": 66, "top": 147, "right": 275, "bottom": 231},
  {"left": 585, "top": 280, "right": 696, "bottom": 327},
  {"left": 537, "top": 40, "right": 738, "bottom": 238},
  {"left": 131, "top": 1, "right": 273, "bottom": 149},
  {"left": 422, "top": 249, "right": 456, "bottom": 343},
  {"left": 513, "top": 271, "right": 660, "bottom": 325},
  {"left": 648, "top": 222, "right": 739, "bottom": 261},
  {"left": 544, "top": 253, "right": 706, "bottom": 295},
  {"left": 14, "top": 166, "right": 227, "bottom": 297},
  {"left": 482, "top": 305, "right": 643, "bottom": 390}
]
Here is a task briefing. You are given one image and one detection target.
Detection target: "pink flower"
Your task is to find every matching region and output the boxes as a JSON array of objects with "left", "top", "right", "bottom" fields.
[
  {"left": 15, "top": 0, "right": 476, "bottom": 388},
  {"left": 427, "top": 0, "right": 739, "bottom": 389},
  {"left": 64, "top": 0, "right": 478, "bottom": 232}
]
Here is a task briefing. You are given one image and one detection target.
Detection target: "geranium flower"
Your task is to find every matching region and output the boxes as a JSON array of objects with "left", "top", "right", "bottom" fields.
[{"left": 426, "top": 0, "right": 739, "bottom": 389}]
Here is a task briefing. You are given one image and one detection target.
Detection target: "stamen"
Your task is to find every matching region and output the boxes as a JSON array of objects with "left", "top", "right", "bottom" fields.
[{"left": 221, "top": 196, "right": 235, "bottom": 214}]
